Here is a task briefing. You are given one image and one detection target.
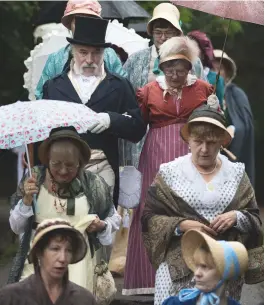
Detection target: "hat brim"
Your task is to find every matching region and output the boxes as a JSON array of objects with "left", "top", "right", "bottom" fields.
[
  {"left": 62, "top": 10, "right": 101, "bottom": 30},
  {"left": 67, "top": 37, "right": 111, "bottom": 48},
  {"left": 29, "top": 225, "right": 87, "bottom": 264},
  {"left": 181, "top": 229, "right": 249, "bottom": 280},
  {"left": 147, "top": 13, "right": 182, "bottom": 36},
  {"left": 38, "top": 131, "right": 91, "bottom": 165},
  {"left": 180, "top": 117, "right": 232, "bottom": 148}
]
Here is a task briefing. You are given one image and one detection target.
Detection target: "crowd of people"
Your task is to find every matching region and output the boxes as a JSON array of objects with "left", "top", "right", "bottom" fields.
[{"left": 0, "top": 1, "right": 262, "bottom": 305}]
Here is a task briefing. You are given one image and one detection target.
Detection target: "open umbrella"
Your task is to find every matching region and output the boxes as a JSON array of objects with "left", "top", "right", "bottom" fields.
[
  {"left": 0, "top": 99, "right": 98, "bottom": 175},
  {"left": 172, "top": 0, "right": 264, "bottom": 89}
]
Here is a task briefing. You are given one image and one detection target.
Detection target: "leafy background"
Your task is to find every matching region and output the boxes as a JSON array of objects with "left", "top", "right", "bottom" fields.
[{"left": 0, "top": 1, "right": 263, "bottom": 204}]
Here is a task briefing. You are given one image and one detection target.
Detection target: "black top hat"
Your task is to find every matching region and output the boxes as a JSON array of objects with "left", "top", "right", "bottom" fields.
[{"left": 67, "top": 16, "right": 111, "bottom": 48}]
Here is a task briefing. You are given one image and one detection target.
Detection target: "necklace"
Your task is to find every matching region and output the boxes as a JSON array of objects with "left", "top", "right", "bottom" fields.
[
  {"left": 193, "top": 160, "right": 218, "bottom": 175},
  {"left": 51, "top": 180, "right": 67, "bottom": 213}
]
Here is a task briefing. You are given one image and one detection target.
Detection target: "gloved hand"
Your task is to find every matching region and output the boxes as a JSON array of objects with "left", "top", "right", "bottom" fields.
[
  {"left": 207, "top": 94, "right": 219, "bottom": 110},
  {"left": 88, "top": 113, "right": 110, "bottom": 134}
]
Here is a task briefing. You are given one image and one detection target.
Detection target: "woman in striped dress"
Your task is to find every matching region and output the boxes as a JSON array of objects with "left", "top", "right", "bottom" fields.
[{"left": 123, "top": 36, "right": 217, "bottom": 295}]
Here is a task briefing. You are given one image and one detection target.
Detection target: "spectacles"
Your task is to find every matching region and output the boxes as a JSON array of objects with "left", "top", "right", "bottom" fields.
[
  {"left": 164, "top": 69, "right": 188, "bottom": 77},
  {"left": 153, "top": 30, "right": 178, "bottom": 38},
  {"left": 49, "top": 161, "right": 79, "bottom": 172}
]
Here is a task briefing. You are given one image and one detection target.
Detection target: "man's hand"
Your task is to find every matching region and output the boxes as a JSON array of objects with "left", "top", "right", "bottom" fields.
[
  {"left": 88, "top": 113, "right": 110, "bottom": 134},
  {"left": 210, "top": 211, "right": 237, "bottom": 233}
]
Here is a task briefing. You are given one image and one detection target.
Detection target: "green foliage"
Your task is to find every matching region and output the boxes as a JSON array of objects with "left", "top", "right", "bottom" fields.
[{"left": 0, "top": 2, "right": 39, "bottom": 105}]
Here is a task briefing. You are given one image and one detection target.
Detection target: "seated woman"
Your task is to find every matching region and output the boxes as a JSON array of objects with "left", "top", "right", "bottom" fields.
[
  {"left": 8, "top": 126, "right": 120, "bottom": 293},
  {"left": 124, "top": 36, "right": 216, "bottom": 295},
  {"left": 141, "top": 105, "right": 262, "bottom": 304},
  {"left": 0, "top": 218, "right": 96, "bottom": 305},
  {"left": 163, "top": 229, "right": 249, "bottom": 305}
]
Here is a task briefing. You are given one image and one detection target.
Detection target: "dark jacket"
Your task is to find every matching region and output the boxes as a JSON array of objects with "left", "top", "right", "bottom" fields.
[
  {"left": 225, "top": 83, "right": 255, "bottom": 187},
  {"left": 41, "top": 69, "right": 146, "bottom": 207},
  {"left": 1, "top": 274, "right": 97, "bottom": 305}
]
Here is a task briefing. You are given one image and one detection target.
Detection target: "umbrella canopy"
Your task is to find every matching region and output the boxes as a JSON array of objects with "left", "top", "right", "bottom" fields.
[
  {"left": 34, "top": 0, "right": 150, "bottom": 27},
  {"left": 0, "top": 100, "right": 98, "bottom": 149},
  {"left": 100, "top": 0, "right": 150, "bottom": 20},
  {"left": 172, "top": 0, "right": 264, "bottom": 25}
]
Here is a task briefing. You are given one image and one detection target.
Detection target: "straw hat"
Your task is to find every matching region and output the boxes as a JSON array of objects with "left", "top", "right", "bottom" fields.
[
  {"left": 180, "top": 105, "right": 232, "bottom": 147},
  {"left": 29, "top": 218, "right": 87, "bottom": 264},
  {"left": 147, "top": 3, "right": 182, "bottom": 36},
  {"left": 159, "top": 36, "right": 199, "bottom": 69},
  {"left": 181, "top": 230, "right": 249, "bottom": 280},
  {"left": 62, "top": 0, "right": 102, "bottom": 30},
  {"left": 38, "top": 126, "right": 91, "bottom": 165},
  {"left": 214, "top": 49, "right": 237, "bottom": 82}
]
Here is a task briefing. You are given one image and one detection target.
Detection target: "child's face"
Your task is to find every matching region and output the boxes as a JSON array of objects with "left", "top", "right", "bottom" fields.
[
  {"left": 193, "top": 249, "right": 221, "bottom": 292},
  {"left": 194, "top": 262, "right": 220, "bottom": 292}
]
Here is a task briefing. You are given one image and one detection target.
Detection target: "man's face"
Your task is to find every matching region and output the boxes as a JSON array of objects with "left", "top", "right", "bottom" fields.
[
  {"left": 152, "top": 26, "right": 181, "bottom": 49},
  {"left": 73, "top": 45, "right": 104, "bottom": 77}
]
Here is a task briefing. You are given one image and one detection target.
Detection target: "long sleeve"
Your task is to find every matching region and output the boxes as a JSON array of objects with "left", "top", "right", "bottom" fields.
[
  {"left": 97, "top": 206, "right": 121, "bottom": 245},
  {"left": 107, "top": 78, "right": 147, "bottom": 143},
  {"left": 104, "top": 47, "right": 127, "bottom": 78},
  {"left": 137, "top": 86, "right": 149, "bottom": 124},
  {"left": 9, "top": 200, "right": 33, "bottom": 235},
  {"left": 234, "top": 211, "right": 252, "bottom": 233}
]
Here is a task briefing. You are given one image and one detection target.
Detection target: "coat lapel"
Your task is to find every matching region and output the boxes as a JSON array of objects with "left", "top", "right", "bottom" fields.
[{"left": 55, "top": 73, "right": 82, "bottom": 104}]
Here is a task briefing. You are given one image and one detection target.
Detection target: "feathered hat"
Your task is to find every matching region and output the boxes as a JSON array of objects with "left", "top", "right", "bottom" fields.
[{"left": 159, "top": 36, "right": 200, "bottom": 69}]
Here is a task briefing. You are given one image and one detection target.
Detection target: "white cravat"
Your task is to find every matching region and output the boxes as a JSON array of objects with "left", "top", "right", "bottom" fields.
[{"left": 69, "top": 62, "right": 106, "bottom": 104}]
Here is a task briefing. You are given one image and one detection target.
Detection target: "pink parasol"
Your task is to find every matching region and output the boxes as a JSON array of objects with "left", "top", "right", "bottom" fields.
[{"left": 172, "top": 0, "right": 264, "bottom": 25}]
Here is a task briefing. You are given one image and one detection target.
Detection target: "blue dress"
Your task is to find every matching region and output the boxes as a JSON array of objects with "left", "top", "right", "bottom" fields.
[
  {"left": 35, "top": 44, "right": 127, "bottom": 99},
  {"left": 207, "top": 70, "right": 225, "bottom": 109},
  {"left": 163, "top": 295, "right": 241, "bottom": 305}
]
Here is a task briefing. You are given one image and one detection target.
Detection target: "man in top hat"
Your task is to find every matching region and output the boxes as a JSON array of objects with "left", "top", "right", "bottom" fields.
[{"left": 42, "top": 16, "right": 146, "bottom": 208}]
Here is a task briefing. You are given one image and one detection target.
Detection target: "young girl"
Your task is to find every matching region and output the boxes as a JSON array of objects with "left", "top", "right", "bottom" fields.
[{"left": 163, "top": 229, "right": 249, "bottom": 305}]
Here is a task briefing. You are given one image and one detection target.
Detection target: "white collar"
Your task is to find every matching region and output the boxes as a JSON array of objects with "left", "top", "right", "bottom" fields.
[
  {"left": 156, "top": 74, "right": 197, "bottom": 91},
  {"left": 151, "top": 44, "right": 158, "bottom": 58}
]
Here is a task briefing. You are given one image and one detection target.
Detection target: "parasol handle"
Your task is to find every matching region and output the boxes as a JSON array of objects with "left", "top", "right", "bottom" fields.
[
  {"left": 24, "top": 142, "right": 32, "bottom": 177},
  {"left": 214, "top": 19, "right": 232, "bottom": 94}
]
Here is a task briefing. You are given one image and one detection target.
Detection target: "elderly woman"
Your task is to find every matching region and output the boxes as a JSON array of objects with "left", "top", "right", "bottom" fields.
[
  {"left": 163, "top": 229, "right": 249, "bottom": 305},
  {"left": 141, "top": 105, "right": 262, "bottom": 304},
  {"left": 123, "top": 37, "right": 215, "bottom": 296},
  {"left": 0, "top": 218, "right": 96, "bottom": 305},
  {"left": 35, "top": 0, "right": 126, "bottom": 100},
  {"left": 8, "top": 126, "right": 120, "bottom": 293}
]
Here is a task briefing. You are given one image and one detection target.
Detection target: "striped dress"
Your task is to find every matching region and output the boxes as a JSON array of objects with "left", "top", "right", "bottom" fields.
[{"left": 122, "top": 76, "right": 213, "bottom": 296}]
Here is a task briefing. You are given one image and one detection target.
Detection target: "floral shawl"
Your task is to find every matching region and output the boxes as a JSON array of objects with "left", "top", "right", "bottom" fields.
[
  {"left": 8, "top": 166, "right": 114, "bottom": 284},
  {"left": 141, "top": 172, "right": 262, "bottom": 283}
]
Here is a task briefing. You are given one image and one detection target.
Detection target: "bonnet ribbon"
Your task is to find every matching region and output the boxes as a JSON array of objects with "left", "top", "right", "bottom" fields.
[
  {"left": 178, "top": 241, "right": 240, "bottom": 305},
  {"left": 153, "top": 57, "right": 164, "bottom": 76}
]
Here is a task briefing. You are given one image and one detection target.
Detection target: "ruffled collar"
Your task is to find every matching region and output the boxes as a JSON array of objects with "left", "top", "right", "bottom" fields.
[{"left": 156, "top": 74, "right": 197, "bottom": 101}]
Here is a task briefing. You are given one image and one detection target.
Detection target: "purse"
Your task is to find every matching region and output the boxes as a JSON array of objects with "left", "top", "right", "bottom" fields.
[
  {"left": 118, "top": 166, "right": 142, "bottom": 209},
  {"left": 93, "top": 247, "right": 117, "bottom": 305},
  {"left": 245, "top": 245, "right": 264, "bottom": 284}
]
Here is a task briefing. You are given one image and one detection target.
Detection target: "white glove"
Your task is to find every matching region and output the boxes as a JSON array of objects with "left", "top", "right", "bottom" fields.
[{"left": 88, "top": 113, "right": 111, "bottom": 134}]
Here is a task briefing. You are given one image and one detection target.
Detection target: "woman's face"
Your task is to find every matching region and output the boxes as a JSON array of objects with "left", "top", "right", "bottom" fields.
[
  {"left": 162, "top": 60, "right": 189, "bottom": 89},
  {"left": 188, "top": 136, "right": 222, "bottom": 168},
  {"left": 39, "top": 236, "right": 73, "bottom": 281},
  {"left": 194, "top": 261, "right": 221, "bottom": 292},
  {"left": 48, "top": 141, "right": 80, "bottom": 184}
]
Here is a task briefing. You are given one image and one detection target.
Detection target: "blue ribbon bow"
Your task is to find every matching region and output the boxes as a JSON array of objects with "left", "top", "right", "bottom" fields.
[{"left": 179, "top": 241, "right": 241, "bottom": 305}]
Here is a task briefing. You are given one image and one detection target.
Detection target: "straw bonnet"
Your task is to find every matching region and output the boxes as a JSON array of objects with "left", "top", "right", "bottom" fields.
[
  {"left": 181, "top": 230, "right": 249, "bottom": 280},
  {"left": 147, "top": 3, "right": 182, "bottom": 36},
  {"left": 29, "top": 218, "right": 87, "bottom": 264},
  {"left": 180, "top": 105, "right": 232, "bottom": 147},
  {"left": 214, "top": 49, "right": 237, "bottom": 82},
  {"left": 159, "top": 36, "right": 200, "bottom": 69},
  {"left": 38, "top": 126, "right": 91, "bottom": 165},
  {"left": 62, "top": 0, "right": 102, "bottom": 30}
]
